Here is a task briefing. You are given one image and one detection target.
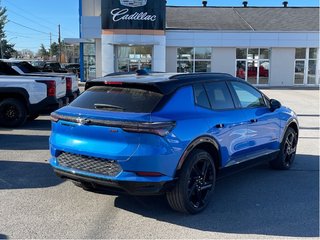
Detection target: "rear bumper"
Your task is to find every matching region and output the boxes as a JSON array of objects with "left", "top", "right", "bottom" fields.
[
  {"left": 53, "top": 167, "right": 174, "bottom": 195},
  {"left": 29, "top": 96, "right": 68, "bottom": 114}
]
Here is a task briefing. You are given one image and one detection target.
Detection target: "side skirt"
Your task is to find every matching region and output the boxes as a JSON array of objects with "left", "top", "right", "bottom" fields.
[{"left": 217, "top": 150, "right": 280, "bottom": 180}]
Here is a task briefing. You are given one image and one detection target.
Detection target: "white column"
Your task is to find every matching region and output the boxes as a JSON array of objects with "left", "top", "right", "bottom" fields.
[
  {"left": 101, "top": 35, "right": 114, "bottom": 76},
  {"left": 95, "top": 38, "right": 102, "bottom": 78},
  {"left": 152, "top": 36, "right": 166, "bottom": 72}
]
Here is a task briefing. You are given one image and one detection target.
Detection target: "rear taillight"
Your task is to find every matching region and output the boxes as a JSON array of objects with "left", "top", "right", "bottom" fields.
[
  {"left": 104, "top": 81, "right": 123, "bottom": 85},
  {"left": 36, "top": 80, "right": 56, "bottom": 97},
  {"left": 66, "top": 77, "right": 72, "bottom": 91},
  {"left": 122, "top": 122, "right": 176, "bottom": 137},
  {"left": 48, "top": 113, "right": 176, "bottom": 136}
]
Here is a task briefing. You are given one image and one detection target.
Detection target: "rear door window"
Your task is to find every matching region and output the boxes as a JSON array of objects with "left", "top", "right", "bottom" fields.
[
  {"left": 204, "top": 82, "right": 235, "bottom": 110},
  {"left": 70, "top": 86, "right": 163, "bottom": 113}
]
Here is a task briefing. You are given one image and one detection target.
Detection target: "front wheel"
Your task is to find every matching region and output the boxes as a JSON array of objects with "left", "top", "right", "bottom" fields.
[
  {"left": 0, "top": 98, "right": 27, "bottom": 128},
  {"left": 270, "top": 127, "right": 298, "bottom": 170},
  {"left": 166, "top": 149, "right": 216, "bottom": 214}
]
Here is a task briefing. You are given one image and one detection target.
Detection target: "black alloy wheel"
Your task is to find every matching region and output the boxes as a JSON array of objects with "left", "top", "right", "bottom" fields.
[
  {"left": 0, "top": 98, "right": 27, "bottom": 127},
  {"left": 167, "top": 149, "right": 216, "bottom": 214},
  {"left": 270, "top": 127, "right": 298, "bottom": 170}
]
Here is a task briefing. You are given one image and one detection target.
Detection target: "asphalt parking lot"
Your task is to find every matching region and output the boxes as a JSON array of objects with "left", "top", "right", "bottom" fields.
[{"left": 0, "top": 89, "right": 319, "bottom": 239}]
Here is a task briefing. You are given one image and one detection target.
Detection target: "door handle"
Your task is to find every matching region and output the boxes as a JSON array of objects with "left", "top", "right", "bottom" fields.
[
  {"left": 250, "top": 119, "right": 258, "bottom": 123},
  {"left": 216, "top": 123, "right": 225, "bottom": 128}
]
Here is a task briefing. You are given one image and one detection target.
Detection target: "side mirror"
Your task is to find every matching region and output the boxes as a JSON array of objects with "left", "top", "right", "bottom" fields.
[{"left": 270, "top": 99, "right": 281, "bottom": 111}]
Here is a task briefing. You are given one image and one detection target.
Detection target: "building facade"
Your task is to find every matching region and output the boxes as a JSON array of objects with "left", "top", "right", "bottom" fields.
[{"left": 75, "top": 0, "right": 320, "bottom": 87}]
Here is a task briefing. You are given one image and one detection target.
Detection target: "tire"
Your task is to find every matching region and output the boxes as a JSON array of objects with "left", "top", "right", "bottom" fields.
[
  {"left": 0, "top": 98, "right": 27, "bottom": 128},
  {"left": 166, "top": 149, "right": 216, "bottom": 214},
  {"left": 270, "top": 127, "right": 298, "bottom": 170}
]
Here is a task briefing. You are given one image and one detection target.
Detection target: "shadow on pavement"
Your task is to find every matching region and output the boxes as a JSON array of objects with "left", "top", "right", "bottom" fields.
[
  {"left": 0, "top": 160, "right": 63, "bottom": 190},
  {"left": 0, "top": 134, "right": 49, "bottom": 150},
  {"left": 0, "top": 119, "right": 51, "bottom": 132},
  {"left": 113, "top": 154, "right": 319, "bottom": 238},
  {"left": 22, "top": 118, "right": 51, "bottom": 131}
]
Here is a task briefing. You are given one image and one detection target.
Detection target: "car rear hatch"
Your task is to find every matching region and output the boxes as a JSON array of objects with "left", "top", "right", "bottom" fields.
[{"left": 50, "top": 85, "right": 168, "bottom": 161}]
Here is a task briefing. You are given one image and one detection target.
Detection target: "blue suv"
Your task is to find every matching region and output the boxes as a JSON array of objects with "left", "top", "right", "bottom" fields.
[{"left": 49, "top": 73, "right": 299, "bottom": 214}]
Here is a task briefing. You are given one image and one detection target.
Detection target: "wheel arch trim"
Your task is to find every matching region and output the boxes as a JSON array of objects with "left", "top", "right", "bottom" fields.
[
  {"left": 176, "top": 135, "right": 221, "bottom": 171},
  {"left": 281, "top": 118, "right": 299, "bottom": 142}
]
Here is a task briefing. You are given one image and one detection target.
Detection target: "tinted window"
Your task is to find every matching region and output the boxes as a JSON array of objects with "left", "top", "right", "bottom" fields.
[
  {"left": 204, "top": 82, "right": 235, "bottom": 110},
  {"left": 70, "top": 86, "right": 163, "bottom": 113},
  {"left": 193, "top": 84, "right": 210, "bottom": 108},
  {"left": 14, "top": 62, "right": 39, "bottom": 73},
  {"left": 231, "top": 81, "right": 266, "bottom": 108}
]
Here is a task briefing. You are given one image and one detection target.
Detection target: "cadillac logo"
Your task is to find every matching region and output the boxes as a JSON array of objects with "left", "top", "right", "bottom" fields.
[{"left": 120, "top": 0, "right": 147, "bottom": 8}]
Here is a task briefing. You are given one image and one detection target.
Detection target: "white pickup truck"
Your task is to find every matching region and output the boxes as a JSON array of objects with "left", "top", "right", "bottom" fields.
[
  {"left": 3, "top": 60, "right": 80, "bottom": 102},
  {"left": 0, "top": 64, "right": 68, "bottom": 127}
]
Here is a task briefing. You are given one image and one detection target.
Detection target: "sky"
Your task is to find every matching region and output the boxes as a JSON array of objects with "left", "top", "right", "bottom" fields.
[{"left": 2, "top": 0, "right": 319, "bottom": 53}]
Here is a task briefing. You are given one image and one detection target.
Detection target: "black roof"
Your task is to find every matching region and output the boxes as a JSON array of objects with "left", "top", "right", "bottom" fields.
[
  {"left": 85, "top": 73, "right": 236, "bottom": 95},
  {"left": 166, "top": 7, "right": 320, "bottom": 31}
]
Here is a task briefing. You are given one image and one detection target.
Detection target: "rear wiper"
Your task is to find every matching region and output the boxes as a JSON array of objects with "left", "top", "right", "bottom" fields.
[{"left": 94, "top": 103, "right": 124, "bottom": 110}]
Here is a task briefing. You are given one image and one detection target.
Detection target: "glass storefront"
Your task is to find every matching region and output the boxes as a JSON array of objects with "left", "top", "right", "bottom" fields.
[
  {"left": 177, "top": 47, "right": 211, "bottom": 73},
  {"left": 116, "top": 45, "right": 153, "bottom": 72},
  {"left": 236, "top": 48, "right": 270, "bottom": 85},
  {"left": 83, "top": 43, "right": 96, "bottom": 80},
  {"left": 294, "top": 48, "right": 319, "bottom": 85}
]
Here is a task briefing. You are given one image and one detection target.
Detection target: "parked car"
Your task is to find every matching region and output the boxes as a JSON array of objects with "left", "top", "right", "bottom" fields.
[
  {"left": 64, "top": 63, "right": 80, "bottom": 77},
  {"left": 0, "top": 63, "right": 68, "bottom": 127},
  {"left": 49, "top": 72, "right": 299, "bottom": 214},
  {"left": 3, "top": 60, "right": 80, "bottom": 102}
]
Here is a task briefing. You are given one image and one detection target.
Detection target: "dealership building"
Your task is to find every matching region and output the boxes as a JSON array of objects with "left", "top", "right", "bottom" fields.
[{"left": 72, "top": 0, "right": 320, "bottom": 86}]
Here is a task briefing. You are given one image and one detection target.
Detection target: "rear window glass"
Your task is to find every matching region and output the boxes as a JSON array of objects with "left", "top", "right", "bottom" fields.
[
  {"left": 70, "top": 86, "right": 163, "bottom": 113},
  {"left": 14, "top": 62, "right": 39, "bottom": 73},
  {"left": 193, "top": 84, "right": 211, "bottom": 109}
]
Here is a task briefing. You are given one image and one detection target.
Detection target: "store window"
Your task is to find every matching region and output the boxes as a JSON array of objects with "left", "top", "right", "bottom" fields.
[
  {"left": 83, "top": 43, "right": 96, "bottom": 80},
  {"left": 177, "top": 48, "right": 211, "bottom": 73},
  {"left": 294, "top": 48, "right": 319, "bottom": 85},
  {"left": 116, "top": 46, "right": 152, "bottom": 72},
  {"left": 236, "top": 48, "right": 270, "bottom": 85}
]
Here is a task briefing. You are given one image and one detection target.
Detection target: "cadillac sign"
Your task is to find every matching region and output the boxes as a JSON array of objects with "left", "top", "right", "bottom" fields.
[{"left": 101, "top": 0, "right": 166, "bottom": 30}]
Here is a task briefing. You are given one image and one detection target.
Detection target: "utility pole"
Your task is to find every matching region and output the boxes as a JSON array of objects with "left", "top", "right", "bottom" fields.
[
  {"left": 49, "top": 32, "right": 52, "bottom": 60},
  {"left": 58, "top": 24, "right": 62, "bottom": 63}
]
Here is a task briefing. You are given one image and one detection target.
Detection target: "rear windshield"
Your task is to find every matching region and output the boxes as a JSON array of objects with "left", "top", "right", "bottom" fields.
[
  {"left": 14, "top": 62, "right": 39, "bottom": 73},
  {"left": 70, "top": 86, "right": 163, "bottom": 113}
]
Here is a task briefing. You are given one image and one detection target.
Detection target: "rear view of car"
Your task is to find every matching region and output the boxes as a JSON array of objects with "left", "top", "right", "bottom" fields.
[{"left": 49, "top": 73, "right": 298, "bottom": 214}]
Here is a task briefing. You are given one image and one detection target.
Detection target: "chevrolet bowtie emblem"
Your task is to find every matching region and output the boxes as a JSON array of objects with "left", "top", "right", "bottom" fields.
[{"left": 76, "top": 117, "right": 91, "bottom": 125}]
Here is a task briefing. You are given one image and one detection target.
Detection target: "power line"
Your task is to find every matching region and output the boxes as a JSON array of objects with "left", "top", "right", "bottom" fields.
[
  {"left": 6, "top": 8, "right": 58, "bottom": 34},
  {"left": 8, "top": 20, "right": 58, "bottom": 36},
  {"left": 5, "top": 30, "right": 50, "bottom": 40},
  {"left": 2, "top": 0, "right": 78, "bottom": 33}
]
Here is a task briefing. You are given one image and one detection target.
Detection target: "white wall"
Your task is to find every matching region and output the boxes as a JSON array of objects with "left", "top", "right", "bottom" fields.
[
  {"left": 82, "top": 0, "right": 101, "bottom": 16},
  {"left": 166, "top": 30, "right": 320, "bottom": 48},
  {"left": 212, "top": 48, "right": 236, "bottom": 76},
  {"left": 95, "top": 38, "right": 102, "bottom": 78},
  {"left": 166, "top": 47, "right": 177, "bottom": 72},
  {"left": 270, "top": 48, "right": 296, "bottom": 86}
]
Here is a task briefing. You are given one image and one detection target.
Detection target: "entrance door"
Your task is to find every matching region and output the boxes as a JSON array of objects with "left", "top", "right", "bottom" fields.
[{"left": 116, "top": 45, "right": 152, "bottom": 72}]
